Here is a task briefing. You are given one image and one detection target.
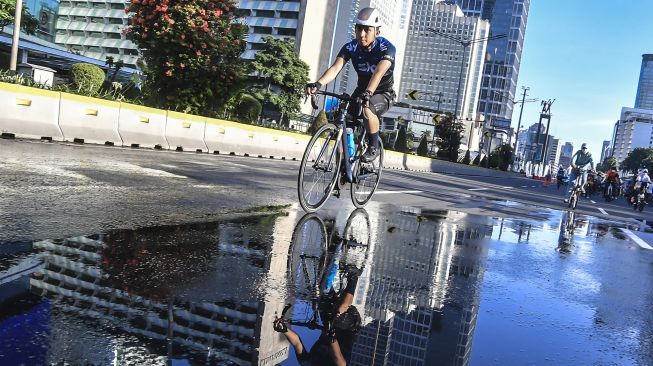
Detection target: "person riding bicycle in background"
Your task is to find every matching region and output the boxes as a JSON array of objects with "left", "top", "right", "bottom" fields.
[
  {"left": 602, "top": 166, "right": 620, "bottom": 196},
  {"left": 634, "top": 168, "right": 652, "bottom": 202},
  {"left": 568, "top": 143, "right": 595, "bottom": 194},
  {"left": 305, "top": 7, "right": 396, "bottom": 163},
  {"left": 556, "top": 165, "right": 566, "bottom": 189}
]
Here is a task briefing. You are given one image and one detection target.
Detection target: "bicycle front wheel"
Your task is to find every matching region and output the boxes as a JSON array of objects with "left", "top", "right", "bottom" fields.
[
  {"left": 298, "top": 124, "right": 342, "bottom": 212},
  {"left": 351, "top": 139, "right": 384, "bottom": 208}
]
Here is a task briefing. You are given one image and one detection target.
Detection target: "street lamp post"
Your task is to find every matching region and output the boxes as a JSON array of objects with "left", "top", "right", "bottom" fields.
[
  {"left": 427, "top": 28, "right": 506, "bottom": 121},
  {"left": 9, "top": 0, "right": 24, "bottom": 72}
]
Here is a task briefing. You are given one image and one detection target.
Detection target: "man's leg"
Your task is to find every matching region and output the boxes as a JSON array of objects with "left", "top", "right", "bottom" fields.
[{"left": 361, "top": 93, "right": 390, "bottom": 162}]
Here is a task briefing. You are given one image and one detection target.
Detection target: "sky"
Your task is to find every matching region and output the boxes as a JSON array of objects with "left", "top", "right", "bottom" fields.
[{"left": 515, "top": 0, "right": 653, "bottom": 160}]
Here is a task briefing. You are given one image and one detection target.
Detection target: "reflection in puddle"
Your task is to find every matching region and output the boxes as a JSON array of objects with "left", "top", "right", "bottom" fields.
[{"left": 0, "top": 206, "right": 650, "bottom": 365}]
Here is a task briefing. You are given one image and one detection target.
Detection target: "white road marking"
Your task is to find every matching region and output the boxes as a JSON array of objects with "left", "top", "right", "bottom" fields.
[
  {"left": 590, "top": 200, "right": 596, "bottom": 204},
  {"left": 521, "top": 185, "right": 527, "bottom": 188},
  {"left": 502, "top": 186, "right": 512, "bottom": 189},
  {"left": 374, "top": 190, "right": 423, "bottom": 195},
  {"left": 620, "top": 229, "right": 653, "bottom": 250},
  {"left": 468, "top": 188, "right": 488, "bottom": 191},
  {"left": 598, "top": 208, "right": 607, "bottom": 215}
]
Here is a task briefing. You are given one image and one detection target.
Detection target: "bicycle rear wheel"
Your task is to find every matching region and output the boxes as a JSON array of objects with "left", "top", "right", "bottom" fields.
[
  {"left": 288, "top": 213, "right": 328, "bottom": 299},
  {"left": 351, "top": 139, "right": 384, "bottom": 208},
  {"left": 298, "top": 124, "right": 342, "bottom": 212}
]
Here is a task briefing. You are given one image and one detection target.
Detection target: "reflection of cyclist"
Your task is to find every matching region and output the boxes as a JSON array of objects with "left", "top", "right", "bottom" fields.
[
  {"left": 557, "top": 211, "right": 575, "bottom": 253},
  {"left": 305, "top": 7, "right": 396, "bottom": 163},
  {"left": 274, "top": 267, "right": 361, "bottom": 365}
]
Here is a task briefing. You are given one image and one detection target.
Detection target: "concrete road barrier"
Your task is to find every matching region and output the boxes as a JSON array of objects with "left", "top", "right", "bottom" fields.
[
  {"left": 204, "top": 119, "right": 309, "bottom": 159},
  {"left": 165, "top": 111, "right": 208, "bottom": 152},
  {"left": 0, "top": 83, "right": 63, "bottom": 141},
  {"left": 58, "top": 93, "right": 122, "bottom": 146},
  {"left": 118, "top": 103, "right": 169, "bottom": 149}
]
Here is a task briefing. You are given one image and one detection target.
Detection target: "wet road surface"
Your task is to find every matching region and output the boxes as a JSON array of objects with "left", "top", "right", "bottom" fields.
[{"left": 1, "top": 201, "right": 651, "bottom": 365}]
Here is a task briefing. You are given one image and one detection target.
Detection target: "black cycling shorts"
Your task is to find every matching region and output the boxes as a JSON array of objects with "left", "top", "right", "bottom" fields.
[{"left": 347, "top": 89, "right": 395, "bottom": 121}]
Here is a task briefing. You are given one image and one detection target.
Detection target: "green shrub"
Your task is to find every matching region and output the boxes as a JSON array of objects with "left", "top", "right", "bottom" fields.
[
  {"left": 71, "top": 63, "right": 105, "bottom": 95},
  {"left": 462, "top": 150, "right": 471, "bottom": 165},
  {"left": 394, "top": 126, "right": 408, "bottom": 153},
  {"left": 472, "top": 153, "right": 481, "bottom": 165},
  {"left": 480, "top": 156, "right": 488, "bottom": 168},
  {"left": 234, "top": 94, "right": 261, "bottom": 123},
  {"left": 416, "top": 134, "right": 429, "bottom": 157}
]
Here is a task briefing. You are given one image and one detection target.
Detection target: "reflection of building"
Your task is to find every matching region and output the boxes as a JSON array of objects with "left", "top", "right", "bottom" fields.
[
  {"left": 610, "top": 107, "right": 653, "bottom": 164},
  {"left": 53, "top": 1, "right": 139, "bottom": 67},
  {"left": 349, "top": 209, "right": 493, "bottom": 366},
  {"left": 24, "top": 213, "right": 294, "bottom": 365}
]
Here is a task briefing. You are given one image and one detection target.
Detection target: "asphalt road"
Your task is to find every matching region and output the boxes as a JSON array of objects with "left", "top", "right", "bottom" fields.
[{"left": 1, "top": 138, "right": 651, "bottom": 244}]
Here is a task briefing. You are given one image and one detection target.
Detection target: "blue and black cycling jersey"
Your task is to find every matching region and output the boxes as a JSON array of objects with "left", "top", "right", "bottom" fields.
[{"left": 336, "top": 36, "right": 396, "bottom": 93}]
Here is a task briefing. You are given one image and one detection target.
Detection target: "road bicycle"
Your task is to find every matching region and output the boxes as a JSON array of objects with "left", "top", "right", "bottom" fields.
[
  {"left": 566, "top": 169, "right": 583, "bottom": 210},
  {"left": 297, "top": 90, "right": 384, "bottom": 212},
  {"left": 283, "top": 209, "right": 371, "bottom": 330}
]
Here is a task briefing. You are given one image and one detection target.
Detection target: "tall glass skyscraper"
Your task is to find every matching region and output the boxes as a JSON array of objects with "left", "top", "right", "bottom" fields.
[
  {"left": 453, "top": 0, "right": 531, "bottom": 122},
  {"left": 635, "top": 54, "right": 653, "bottom": 110}
]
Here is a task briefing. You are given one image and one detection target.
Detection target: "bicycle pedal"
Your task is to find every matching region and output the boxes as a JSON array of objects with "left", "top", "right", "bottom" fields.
[{"left": 333, "top": 188, "right": 341, "bottom": 198}]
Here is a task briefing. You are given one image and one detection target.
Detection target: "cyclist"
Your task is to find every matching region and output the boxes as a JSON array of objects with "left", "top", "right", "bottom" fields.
[
  {"left": 273, "top": 266, "right": 362, "bottom": 365},
  {"left": 633, "top": 168, "right": 652, "bottom": 202},
  {"left": 565, "top": 143, "right": 594, "bottom": 201},
  {"left": 305, "top": 7, "right": 396, "bottom": 163},
  {"left": 602, "top": 166, "right": 620, "bottom": 198},
  {"left": 556, "top": 165, "right": 566, "bottom": 189}
]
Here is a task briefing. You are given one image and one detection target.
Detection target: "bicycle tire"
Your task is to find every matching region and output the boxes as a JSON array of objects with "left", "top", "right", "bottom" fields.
[
  {"left": 287, "top": 213, "right": 329, "bottom": 300},
  {"left": 298, "top": 124, "right": 342, "bottom": 212},
  {"left": 351, "top": 139, "right": 384, "bottom": 208},
  {"left": 341, "top": 209, "right": 372, "bottom": 274}
]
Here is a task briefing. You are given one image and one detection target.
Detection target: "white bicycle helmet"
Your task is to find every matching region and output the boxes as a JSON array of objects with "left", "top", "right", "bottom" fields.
[{"left": 356, "top": 7, "right": 382, "bottom": 27}]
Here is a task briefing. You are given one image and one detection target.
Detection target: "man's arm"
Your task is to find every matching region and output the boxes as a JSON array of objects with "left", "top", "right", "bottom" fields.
[
  {"left": 317, "top": 57, "right": 346, "bottom": 86},
  {"left": 329, "top": 339, "right": 348, "bottom": 366},
  {"left": 364, "top": 60, "right": 392, "bottom": 94},
  {"left": 283, "top": 329, "right": 305, "bottom": 356}
]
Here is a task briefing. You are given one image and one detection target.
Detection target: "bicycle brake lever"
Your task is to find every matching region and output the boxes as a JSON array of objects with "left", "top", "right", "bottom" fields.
[
  {"left": 281, "top": 303, "right": 292, "bottom": 317},
  {"left": 311, "top": 95, "right": 319, "bottom": 110}
]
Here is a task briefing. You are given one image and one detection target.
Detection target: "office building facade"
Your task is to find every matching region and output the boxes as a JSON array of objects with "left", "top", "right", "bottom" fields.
[
  {"left": 54, "top": 0, "right": 139, "bottom": 67},
  {"left": 599, "top": 140, "right": 611, "bottom": 165},
  {"left": 454, "top": 0, "right": 531, "bottom": 124},
  {"left": 635, "top": 54, "right": 653, "bottom": 110},
  {"left": 558, "top": 142, "right": 574, "bottom": 169},
  {"left": 611, "top": 107, "right": 653, "bottom": 164}
]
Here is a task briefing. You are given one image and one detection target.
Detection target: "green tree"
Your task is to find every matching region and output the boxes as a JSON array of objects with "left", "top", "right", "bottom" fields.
[
  {"left": 0, "top": 0, "right": 38, "bottom": 35},
  {"left": 308, "top": 110, "right": 328, "bottom": 135},
  {"left": 480, "top": 156, "right": 488, "bottom": 168},
  {"left": 249, "top": 37, "right": 309, "bottom": 125},
  {"left": 601, "top": 156, "right": 618, "bottom": 171},
  {"left": 71, "top": 63, "right": 105, "bottom": 95},
  {"left": 126, "top": 0, "right": 248, "bottom": 114},
  {"left": 472, "top": 153, "right": 481, "bottom": 165},
  {"left": 416, "top": 133, "right": 429, "bottom": 157},
  {"left": 234, "top": 94, "right": 261, "bottom": 123},
  {"left": 394, "top": 126, "right": 408, "bottom": 153},
  {"left": 620, "top": 148, "right": 653, "bottom": 174},
  {"left": 435, "top": 113, "right": 464, "bottom": 161},
  {"left": 462, "top": 150, "right": 471, "bottom": 165}
]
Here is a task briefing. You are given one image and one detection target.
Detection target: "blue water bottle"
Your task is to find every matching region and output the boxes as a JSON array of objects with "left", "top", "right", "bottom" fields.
[{"left": 346, "top": 128, "right": 355, "bottom": 157}]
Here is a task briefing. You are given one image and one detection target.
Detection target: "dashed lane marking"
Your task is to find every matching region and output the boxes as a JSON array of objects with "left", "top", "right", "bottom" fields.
[
  {"left": 598, "top": 208, "right": 607, "bottom": 215},
  {"left": 468, "top": 188, "right": 489, "bottom": 191},
  {"left": 502, "top": 186, "right": 512, "bottom": 189},
  {"left": 620, "top": 229, "right": 653, "bottom": 250},
  {"left": 374, "top": 190, "right": 423, "bottom": 195},
  {"left": 521, "top": 185, "right": 528, "bottom": 188},
  {"left": 590, "top": 200, "right": 596, "bottom": 204}
]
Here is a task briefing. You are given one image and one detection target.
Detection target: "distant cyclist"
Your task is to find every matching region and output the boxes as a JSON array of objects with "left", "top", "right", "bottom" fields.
[
  {"left": 565, "top": 143, "right": 594, "bottom": 201},
  {"left": 305, "top": 7, "right": 396, "bottom": 163},
  {"left": 602, "top": 166, "right": 620, "bottom": 197}
]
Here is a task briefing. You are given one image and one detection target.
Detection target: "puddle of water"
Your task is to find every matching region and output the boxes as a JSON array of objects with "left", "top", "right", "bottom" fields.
[{"left": 0, "top": 205, "right": 650, "bottom": 365}]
